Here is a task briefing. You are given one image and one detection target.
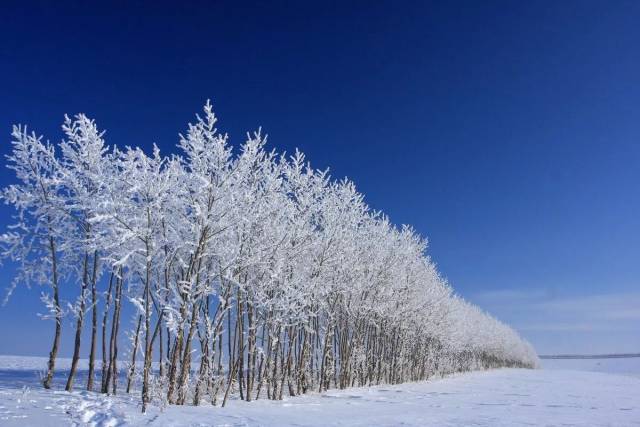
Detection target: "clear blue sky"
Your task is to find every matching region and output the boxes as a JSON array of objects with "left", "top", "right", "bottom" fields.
[{"left": 1, "top": 1, "right": 639, "bottom": 356}]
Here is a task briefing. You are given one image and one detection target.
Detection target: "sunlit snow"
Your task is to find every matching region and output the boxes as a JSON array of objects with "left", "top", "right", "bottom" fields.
[{"left": 0, "top": 355, "right": 638, "bottom": 426}]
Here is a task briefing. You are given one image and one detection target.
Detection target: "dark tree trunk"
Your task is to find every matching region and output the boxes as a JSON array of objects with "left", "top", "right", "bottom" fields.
[
  {"left": 65, "top": 252, "right": 90, "bottom": 392},
  {"left": 87, "top": 251, "right": 99, "bottom": 391},
  {"left": 100, "top": 272, "right": 114, "bottom": 393},
  {"left": 126, "top": 314, "right": 143, "bottom": 394},
  {"left": 43, "top": 234, "right": 61, "bottom": 390}
]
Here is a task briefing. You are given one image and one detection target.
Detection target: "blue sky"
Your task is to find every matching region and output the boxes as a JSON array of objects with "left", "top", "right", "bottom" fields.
[{"left": 0, "top": 1, "right": 639, "bottom": 356}]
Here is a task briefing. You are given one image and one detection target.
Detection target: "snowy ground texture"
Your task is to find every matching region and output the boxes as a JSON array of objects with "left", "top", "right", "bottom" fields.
[
  {"left": 0, "top": 356, "right": 638, "bottom": 426},
  {"left": 542, "top": 356, "right": 640, "bottom": 378}
]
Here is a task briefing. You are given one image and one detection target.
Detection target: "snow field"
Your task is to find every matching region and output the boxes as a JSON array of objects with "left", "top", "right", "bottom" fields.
[{"left": 0, "top": 356, "right": 638, "bottom": 426}]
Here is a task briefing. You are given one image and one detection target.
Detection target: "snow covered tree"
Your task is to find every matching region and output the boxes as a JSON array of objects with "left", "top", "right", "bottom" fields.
[
  {"left": 0, "top": 102, "right": 539, "bottom": 412},
  {"left": 0, "top": 126, "right": 70, "bottom": 389}
]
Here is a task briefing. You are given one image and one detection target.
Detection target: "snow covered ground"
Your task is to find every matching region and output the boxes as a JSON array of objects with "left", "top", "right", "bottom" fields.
[
  {"left": 542, "top": 356, "right": 640, "bottom": 378},
  {"left": 0, "top": 355, "right": 638, "bottom": 426}
]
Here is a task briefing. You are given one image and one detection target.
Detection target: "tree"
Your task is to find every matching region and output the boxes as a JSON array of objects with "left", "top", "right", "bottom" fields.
[
  {"left": 1, "top": 102, "right": 539, "bottom": 411},
  {"left": 0, "top": 126, "right": 70, "bottom": 389}
]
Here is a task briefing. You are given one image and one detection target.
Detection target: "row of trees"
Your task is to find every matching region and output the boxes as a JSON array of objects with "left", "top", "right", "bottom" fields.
[{"left": 0, "top": 102, "right": 538, "bottom": 412}]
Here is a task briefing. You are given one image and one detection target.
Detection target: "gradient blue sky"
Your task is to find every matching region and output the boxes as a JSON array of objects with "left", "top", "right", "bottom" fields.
[{"left": 1, "top": 1, "right": 639, "bottom": 356}]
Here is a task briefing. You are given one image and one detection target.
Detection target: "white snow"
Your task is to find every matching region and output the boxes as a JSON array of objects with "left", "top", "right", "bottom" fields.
[
  {"left": 542, "top": 356, "right": 640, "bottom": 378},
  {"left": 0, "top": 355, "right": 639, "bottom": 426},
  {"left": 0, "top": 355, "right": 86, "bottom": 371}
]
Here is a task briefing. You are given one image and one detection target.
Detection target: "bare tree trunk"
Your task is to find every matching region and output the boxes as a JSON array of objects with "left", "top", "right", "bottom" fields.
[
  {"left": 221, "top": 356, "right": 239, "bottom": 407},
  {"left": 43, "top": 234, "right": 61, "bottom": 390},
  {"left": 141, "top": 244, "right": 152, "bottom": 413},
  {"left": 100, "top": 272, "right": 114, "bottom": 393},
  {"left": 236, "top": 291, "right": 244, "bottom": 401},
  {"left": 176, "top": 300, "right": 201, "bottom": 405},
  {"left": 319, "top": 320, "right": 333, "bottom": 393},
  {"left": 87, "top": 251, "right": 99, "bottom": 391},
  {"left": 210, "top": 322, "right": 224, "bottom": 405},
  {"left": 165, "top": 327, "right": 171, "bottom": 378},
  {"left": 193, "top": 324, "right": 209, "bottom": 406},
  {"left": 270, "top": 326, "right": 282, "bottom": 399},
  {"left": 105, "top": 271, "right": 123, "bottom": 394},
  {"left": 126, "top": 314, "right": 143, "bottom": 394},
  {"left": 255, "top": 321, "right": 269, "bottom": 400},
  {"left": 210, "top": 294, "right": 228, "bottom": 405},
  {"left": 166, "top": 305, "right": 185, "bottom": 403},
  {"left": 65, "top": 252, "right": 89, "bottom": 392},
  {"left": 284, "top": 326, "right": 296, "bottom": 398},
  {"left": 159, "top": 323, "right": 164, "bottom": 379},
  {"left": 193, "top": 296, "right": 213, "bottom": 406}
]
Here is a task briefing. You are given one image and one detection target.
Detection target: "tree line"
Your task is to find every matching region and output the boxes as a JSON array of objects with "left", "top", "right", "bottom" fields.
[{"left": 0, "top": 102, "right": 538, "bottom": 412}]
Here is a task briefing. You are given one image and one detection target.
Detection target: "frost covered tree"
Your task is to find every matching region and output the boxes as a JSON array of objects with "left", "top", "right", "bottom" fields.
[
  {"left": 0, "top": 126, "right": 71, "bottom": 389},
  {"left": 57, "top": 114, "right": 110, "bottom": 392},
  {"left": 1, "top": 102, "right": 539, "bottom": 412}
]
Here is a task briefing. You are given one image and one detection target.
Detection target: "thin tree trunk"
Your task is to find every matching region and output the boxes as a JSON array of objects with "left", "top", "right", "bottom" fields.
[
  {"left": 176, "top": 301, "right": 201, "bottom": 405},
  {"left": 43, "top": 234, "right": 61, "bottom": 390},
  {"left": 255, "top": 321, "right": 269, "bottom": 400},
  {"left": 65, "top": 252, "right": 89, "bottom": 392},
  {"left": 100, "top": 272, "right": 114, "bottom": 393},
  {"left": 159, "top": 322, "right": 164, "bottom": 379},
  {"left": 126, "top": 314, "right": 143, "bottom": 394},
  {"left": 246, "top": 302, "right": 257, "bottom": 401},
  {"left": 141, "top": 241, "right": 152, "bottom": 413},
  {"left": 87, "top": 251, "right": 99, "bottom": 391},
  {"left": 105, "top": 271, "right": 123, "bottom": 394},
  {"left": 166, "top": 304, "right": 186, "bottom": 403},
  {"left": 193, "top": 298, "right": 212, "bottom": 406},
  {"left": 236, "top": 291, "right": 244, "bottom": 401}
]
